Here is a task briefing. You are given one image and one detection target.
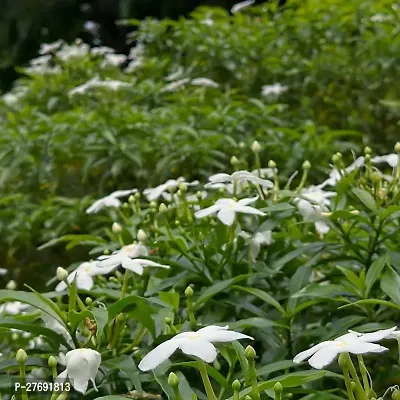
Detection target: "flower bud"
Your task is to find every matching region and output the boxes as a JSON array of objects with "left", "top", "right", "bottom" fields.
[
  {"left": 123, "top": 203, "right": 129, "bottom": 208},
  {"left": 350, "top": 210, "right": 360, "bottom": 215},
  {"left": 364, "top": 146, "right": 372, "bottom": 155},
  {"left": 164, "top": 317, "right": 172, "bottom": 325},
  {"left": 112, "top": 222, "right": 122, "bottom": 234},
  {"left": 48, "top": 356, "right": 57, "bottom": 368},
  {"left": 103, "top": 249, "right": 110, "bottom": 255},
  {"left": 268, "top": 160, "right": 276, "bottom": 169},
  {"left": 251, "top": 140, "right": 261, "bottom": 153},
  {"left": 137, "top": 229, "right": 147, "bottom": 243},
  {"left": 16, "top": 349, "right": 27, "bottom": 364},
  {"left": 128, "top": 195, "right": 135, "bottom": 203},
  {"left": 56, "top": 267, "right": 68, "bottom": 282},
  {"left": 239, "top": 141, "right": 245, "bottom": 148},
  {"left": 230, "top": 156, "right": 239, "bottom": 166},
  {"left": 392, "top": 389, "right": 400, "bottom": 400},
  {"left": 175, "top": 220, "right": 181, "bottom": 227},
  {"left": 244, "top": 345, "right": 256, "bottom": 360},
  {"left": 185, "top": 286, "right": 194, "bottom": 298},
  {"left": 365, "top": 154, "right": 371, "bottom": 162},
  {"left": 179, "top": 182, "right": 187, "bottom": 192},
  {"left": 168, "top": 372, "right": 180, "bottom": 387},
  {"left": 395, "top": 142, "right": 400, "bottom": 153},
  {"left": 302, "top": 160, "right": 311, "bottom": 170},
  {"left": 196, "top": 191, "right": 203, "bottom": 200},
  {"left": 232, "top": 379, "right": 241, "bottom": 391},
  {"left": 177, "top": 189, "right": 183, "bottom": 197},
  {"left": 159, "top": 203, "right": 168, "bottom": 213},
  {"left": 85, "top": 297, "right": 93, "bottom": 305},
  {"left": 274, "top": 382, "right": 283, "bottom": 394},
  {"left": 245, "top": 396, "right": 252, "bottom": 400},
  {"left": 150, "top": 201, "right": 157, "bottom": 209},
  {"left": 332, "top": 152, "right": 342, "bottom": 164},
  {"left": 135, "top": 192, "right": 141, "bottom": 199},
  {"left": 6, "top": 280, "right": 17, "bottom": 290}
]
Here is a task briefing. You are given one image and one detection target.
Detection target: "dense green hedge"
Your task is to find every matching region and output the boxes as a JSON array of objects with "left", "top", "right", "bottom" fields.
[{"left": 1, "top": 0, "right": 399, "bottom": 287}]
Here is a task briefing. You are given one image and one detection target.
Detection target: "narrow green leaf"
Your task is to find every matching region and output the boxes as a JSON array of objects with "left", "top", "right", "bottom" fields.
[
  {"left": 233, "top": 286, "right": 285, "bottom": 314},
  {"left": 352, "top": 188, "right": 377, "bottom": 211},
  {"left": 365, "top": 256, "right": 387, "bottom": 296},
  {"left": 92, "top": 307, "right": 108, "bottom": 340},
  {"left": 381, "top": 266, "right": 400, "bottom": 305}
]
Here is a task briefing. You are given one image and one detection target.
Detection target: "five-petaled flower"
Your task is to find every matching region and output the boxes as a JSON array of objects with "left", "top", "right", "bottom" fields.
[
  {"left": 56, "top": 349, "right": 101, "bottom": 393},
  {"left": 86, "top": 189, "right": 137, "bottom": 214},
  {"left": 195, "top": 197, "right": 265, "bottom": 226},
  {"left": 97, "top": 243, "right": 169, "bottom": 275},
  {"left": 293, "top": 327, "right": 396, "bottom": 369},
  {"left": 138, "top": 325, "right": 253, "bottom": 371},
  {"left": 143, "top": 178, "right": 198, "bottom": 202}
]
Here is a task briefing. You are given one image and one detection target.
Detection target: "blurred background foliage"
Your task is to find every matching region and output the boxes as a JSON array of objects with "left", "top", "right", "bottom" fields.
[{"left": 0, "top": 0, "right": 399, "bottom": 288}]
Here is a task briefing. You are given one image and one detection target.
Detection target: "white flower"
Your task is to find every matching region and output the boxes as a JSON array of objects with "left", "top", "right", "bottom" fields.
[
  {"left": 160, "top": 78, "right": 190, "bottom": 92},
  {"left": 143, "top": 178, "right": 198, "bottom": 202},
  {"left": 128, "top": 43, "right": 145, "bottom": 59},
  {"left": 125, "top": 58, "right": 144, "bottom": 73},
  {"left": 370, "top": 14, "right": 392, "bottom": 22},
  {"left": 251, "top": 168, "right": 277, "bottom": 179},
  {"left": 205, "top": 170, "right": 273, "bottom": 192},
  {"left": 86, "top": 189, "right": 137, "bottom": 214},
  {"left": 0, "top": 302, "right": 29, "bottom": 315},
  {"left": 30, "top": 55, "right": 52, "bottom": 67},
  {"left": 201, "top": 18, "right": 214, "bottom": 26},
  {"left": 191, "top": 78, "right": 219, "bottom": 88},
  {"left": 195, "top": 197, "right": 265, "bottom": 226},
  {"left": 91, "top": 46, "right": 115, "bottom": 56},
  {"left": 372, "top": 154, "right": 398, "bottom": 168},
  {"left": 97, "top": 244, "right": 169, "bottom": 275},
  {"left": 55, "top": 261, "right": 115, "bottom": 292},
  {"left": 231, "top": 0, "right": 255, "bottom": 14},
  {"left": 261, "top": 83, "right": 288, "bottom": 97},
  {"left": 0, "top": 268, "right": 8, "bottom": 276},
  {"left": 56, "top": 42, "right": 90, "bottom": 61},
  {"left": 318, "top": 156, "right": 365, "bottom": 188},
  {"left": 294, "top": 327, "right": 396, "bottom": 369},
  {"left": 250, "top": 231, "right": 273, "bottom": 259},
  {"left": 138, "top": 325, "right": 253, "bottom": 371},
  {"left": 101, "top": 53, "right": 127, "bottom": 68},
  {"left": 39, "top": 39, "right": 64, "bottom": 54},
  {"left": 295, "top": 186, "right": 336, "bottom": 235},
  {"left": 69, "top": 77, "right": 131, "bottom": 96},
  {"left": 165, "top": 66, "right": 185, "bottom": 81},
  {"left": 24, "top": 65, "right": 62, "bottom": 75},
  {"left": 390, "top": 331, "right": 400, "bottom": 339},
  {"left": 56, "top": 349, "right": 101, "bottom": 393}
]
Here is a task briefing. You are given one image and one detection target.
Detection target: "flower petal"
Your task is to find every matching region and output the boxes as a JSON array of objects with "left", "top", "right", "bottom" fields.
[
  {"left": 217, "top": 208, "right": 236, "bottom": 226},
  {"left": 315, "top": 220, "right": 330, "bottom": 235},
  {"left": 308, "top": 345, "right": 339, "bottom": 369},
  {"left": 357, "top": 327, "right": 397, "bottom": 343},
  {"left": 234, "top": 205, "right": 265, "bottom": 216},
  {"left": 138, "top": 339, "right": 181, "bottom": 371},
  {"left": 237, "top": 196, "right": 259, "bottom": 206},
  {"left": 195, "top": 205, "right": 221, "bottom": 219},
  {"left": 343, "top": 342, "right": 388, "bottom": 355},
  {"left": 122, "top": 259, "right": 144, "bottom": 275},
  {"left": 135, "top": 259, "right": 170, "bottom": 269},
  {"left": 179, "top": 339, "right": 217, "bottom": 363},
  {"left": 76, "top": 272, "right": 94, "bottom": 291},
  {"left": 293, "top": 341, "right": 333, "bottom": 364},
  {"left": 202, "top": 330, "right": 254, "bottom": 343}
]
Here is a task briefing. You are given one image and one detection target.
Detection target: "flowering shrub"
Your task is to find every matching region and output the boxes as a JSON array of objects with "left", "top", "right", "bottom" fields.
[{"left": 2, "top": 141, "right": 400, "bottom": 399}]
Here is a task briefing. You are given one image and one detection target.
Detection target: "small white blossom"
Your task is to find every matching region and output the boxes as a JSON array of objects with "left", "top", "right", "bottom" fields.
[
  {"left": 55, "top": 261, "right": 115, "bottom": 292},
  {"left": 91, "top": 46, "right": 115, "bottom": 56},
  {"left": 295, "top": 186, "right": 336, "bottom": 235},
  {"left": 251, "top": 168, "right": 277, "bottom": 179},
  {"left": 56, "top": 349, "right": 101, "bottom": 393},
  {"left": 0, "top": 302, "right": 29, "bottom": 315},
  {"left": 56, "top": 42, "right": 90, "bottom": 61},
  {"left": 39, "top": 39, "right": 64, "bottom": 55},
  {"left": 165, "top": 66, "right": 185, "bottom": 81},
  {"left": 231, "top": 0, "right": 255, "bottom": 14},
  {"left": 370, "top": 14, "right": 392, "bottom": 22},
  {"left": 97, "top": 243, "right": 169, "bottom": 275},
  {"left": 0, "top": 268, "right": 8, "bottom": 276},
  {"left": 125, "top": 58, "right": 144, "bottom": 73},
  {"left": 128, "top": 43, "right": 145, "bottom": 59},
  {"left": 69, "top": 77, "right": 131, "bottom": 96},
  {"left": 372, "top": 154, "right": 398, "bottom": 168},
  {"left": 86, "top": 189, "right": 137, "bottom": 214},
  {"left": 191, "top": 78, "right": 219, "bottom": 88},
  {"left": 101, "top": 53, "right": 128, "bottom": 68},
  {"left": 138, "top": 325, "right": 253, "bottom": 371},
  {"left": 201, "top": 18, "right": 214, "bottom": 26},
  {"left": 143, "top": 178, "right": 198, "bottom": 202},
  {"left": 261, "top": 83, "right": 288, "bottom": 97},
  {"left": 24, "top": 65, "right": 62, "bottom": 75},
  {"left": 294, "top": 327, "right": 396, "bottom": 369},
  {"left": 160, "top": 78, "right": 190, "bottom": 92},
  {"left": 30, "top": 55, "right": 52, "bottom": 67},
  {"left": 195, "top": 197, "right": 265, "bottom": 226}
]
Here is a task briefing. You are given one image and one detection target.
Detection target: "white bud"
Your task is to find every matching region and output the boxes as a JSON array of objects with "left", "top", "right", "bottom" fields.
[
  {"left": 251, "top": 140, "right": 261, "bottom": 153},
  {"left": 56, "top": 267, "right": 69, "bottom": 282},
  {"left": 6, "top": 280, "right": 17, "bottom": 290},
  {"left": 159, "top": 203, "right": 168, "bottom": 213},
  {"left": 137, "top": 229, "right": 147, "bottom": 243},
  {"left": 112, "top": 222, "right": 122, "bottom": 234}
]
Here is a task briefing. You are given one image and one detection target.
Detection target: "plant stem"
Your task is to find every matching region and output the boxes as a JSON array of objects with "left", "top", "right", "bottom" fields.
[
  {"left": 343, "top": 353, "right": 366, "bottom": 400},
  {"left": 19, "top": 361, "right": 29, "bottom": 400},
  {"left": 342, "top": 365, "right": 356, "bottom": 400},
  {"left": 120, "top": 269, "right": 130, "bottom": 299},
  {"left": 197, "top": 360, "right": 217, "bottom": 400},
  {"left": 248, "top": 357, "right": 261, "bottom": 400},
  {"left": 357, "top": 355, "right": 370, "bottom": 394}
]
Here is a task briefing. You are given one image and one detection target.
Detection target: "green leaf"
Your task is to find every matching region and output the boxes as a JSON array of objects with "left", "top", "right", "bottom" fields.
[
  {"left": 104, "top": 355, "right": 142, "bottom": 392},
  {"left": 92, "top": 307, "right": 108, "bottom": 339},
  {"left": 233, "top": 286, "right": 285, "bottom": 314},
  {"left": 194, "top": 274, "right": 250, "bottom": 308},
  {"left": 352, "top": 188, "right": 377, "bottom": 211},
  {"left": 159, "top": 291, "right": 180, "bottom": 312},
  {"left": 38, "top": 234, "right": 106, "bottom": 250},
  {"left": 69, "top": 309, "right": 94, "bottom": 333},
  {"left": 381, "top": 266, "right": 400, "bottom": 305},
  {"left": 287, "top": 266, "right": 311, "bottom": 312},
  {"left": 256, "top": 360, "right": 296, "bottom": 378},
  {"left": 339, "top": 299, "right": 400, "bottom": 312},
  {"left": 0, "top": 290, "right": 65, "bottom": 327},
  {"left": 365, "top": 256, "right": 387, "bottom": 296},
  {"left": 0, "top": 317, "right": 70, "bottom": 348},
  {"left": 228, "top": 317, "right": 284, "bottom": 331}
]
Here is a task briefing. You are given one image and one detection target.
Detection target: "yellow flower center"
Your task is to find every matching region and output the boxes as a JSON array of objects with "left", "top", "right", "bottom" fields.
[
  {"left": 335, "top": 341, "right": 348, "bottom": 348},
  {"left": 187, "top": 333, "right": 200, "bottom": 340}
]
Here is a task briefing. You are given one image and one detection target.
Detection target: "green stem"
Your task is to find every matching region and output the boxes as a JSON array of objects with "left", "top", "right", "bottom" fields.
[
  {"left": 357, "top": 355, "right": 370, "bottom": 394},
  {"left": 187, "top": 296, "right": 197, "bottom": 330},
  {"left": 342, "top": 365, "right": 356, "bottom": 400},
  {"left": 344, "top": 353, "right": 366, "bottom": 400},
  {"left": 120, "top": 269, "right": 130, "bottom": 299},
  {"left": 248, "top": 357, "right": 261, "bottom": 400},
  {"left": 197, "top": 360, "right": 217, "bottom": 400},
  {"left": 172, "top": 386, "right": 183, "bottom": 400},
  {"left": 19, "top": 361, "right": 29, "bottom": 400}
]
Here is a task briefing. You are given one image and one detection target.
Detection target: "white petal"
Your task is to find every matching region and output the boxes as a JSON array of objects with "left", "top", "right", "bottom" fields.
[
  {"left": 293, "top": 341, "right": 333, "bottom": 364},
  {"left": 55, "top": 281, "right": 67, "bottom": 292},
  {"left": 231, "top": 0, "right": 255, "bottom": 13},
  {"left": 308, "top": 346, "right": 339, "bottom": 369},
  {"left": 335, "top": 332, "right": 360, "bottom": 342},
  {"left": 237, "top": 196, "right": 259, "bottom": 206},
  {"left": 76, "top": 272, "right": 94, "bottom": 291},
  {"left": 315, "top": 220, "right": 330, "bottom": 235},
  {"left": 110, "top": 189, "right": 137, "bottom": 198},
  {"left": 208, "top": 173, "right": 232, "bottom": 184},
  {"left": 357, "top": 327, "right": 397, "bottom": 343},
  {"left": 135, "top": 259, "right": 170, "bottom": 269},
  {"left": 138, "top": 339, "right": 181, "bottom": 371},
  {"left": 194, "top": 205, "right": 221, "bottom": 219},
  {"left": 372, "top": 154, "right": 398, "bottom": 168},
  {"left": 179, "top": 339, "right": 217, "bottom": 363},
  {"left": 86, "top": 199, "right": 103, "bottom": 214},
  {"left": 217, "top": 208, "right": 236, "bottom": 226},
  {"left": 201, "top": 330, "right": 253, "bottom": 343},
  {"left": 122, "top": 259, "right": 144, "bottom": 275},
  {"left": 234, "top": 205, "right": 265, "bottom": 217},
  {"left": 343, "top": 342, "right": 388, "bottom": 355}
]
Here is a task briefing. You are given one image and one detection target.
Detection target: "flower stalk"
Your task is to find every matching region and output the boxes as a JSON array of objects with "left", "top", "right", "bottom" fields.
[
  {"left": 197, "top": 359, "right": 217, "bottom": 400},
  {"left": 245, "top": 345, "right": 260, "bottom": 400}
]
